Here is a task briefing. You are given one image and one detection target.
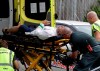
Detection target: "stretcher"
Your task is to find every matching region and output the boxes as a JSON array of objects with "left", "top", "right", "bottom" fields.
[{"left": 1, "top": 34, "right": 69, "bottom": 71}]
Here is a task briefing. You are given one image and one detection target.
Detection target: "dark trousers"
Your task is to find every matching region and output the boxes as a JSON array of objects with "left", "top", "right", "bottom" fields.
[{"left": 73, "top": 51, "right": 100, "bottom": 71}]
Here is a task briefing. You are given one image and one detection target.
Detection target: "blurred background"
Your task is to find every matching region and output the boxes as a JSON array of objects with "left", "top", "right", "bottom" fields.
[{"left": 55, "top": 0, "right": 100, "bottom": 21}]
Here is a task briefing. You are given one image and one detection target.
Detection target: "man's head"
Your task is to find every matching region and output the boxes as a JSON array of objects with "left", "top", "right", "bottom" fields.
[
  {"left": 0, "top": 39, "right": 8, "bottom": 48},
  {"left": 56, "top": 25, "right": 73, "bottom": 39},
  {"left": 87, "top": 11, "right": 99, "bottom": 24}
]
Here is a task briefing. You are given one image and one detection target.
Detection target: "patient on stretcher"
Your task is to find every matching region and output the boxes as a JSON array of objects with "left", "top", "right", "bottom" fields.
[{"left": 2, "top": 20, "right": 57, "bottom": 40}]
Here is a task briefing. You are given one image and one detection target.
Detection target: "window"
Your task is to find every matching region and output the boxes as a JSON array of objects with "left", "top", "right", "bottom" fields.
[
  {"left": 0, "top": 0, "right": 9, "bottom": 18},
  {"left": 25, "top": 0, "right": 50, "bottom": 20}
]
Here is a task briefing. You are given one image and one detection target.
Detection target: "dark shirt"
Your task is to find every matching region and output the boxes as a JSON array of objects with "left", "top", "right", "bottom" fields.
[{"left": 69, "top": 31, "right": 99, "bottom": 53}]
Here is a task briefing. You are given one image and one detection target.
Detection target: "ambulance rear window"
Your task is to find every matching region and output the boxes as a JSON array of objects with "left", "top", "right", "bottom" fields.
[
  {"left": 0, "top": 0, "right": 9, "bottom": 18},
  {"left": 25, "top": 0, "right": 50, "bottom": 20}
]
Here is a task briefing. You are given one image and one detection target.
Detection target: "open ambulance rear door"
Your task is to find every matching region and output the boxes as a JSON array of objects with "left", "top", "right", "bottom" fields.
[
  {"left": 19, "top": 0, "right": 56, "bottom": 27},
  {"left": 0, "top": 0, "right": 13, "bottom": 35}
]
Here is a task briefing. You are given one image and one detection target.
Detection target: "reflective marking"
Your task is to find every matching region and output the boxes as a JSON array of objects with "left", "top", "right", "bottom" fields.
[{"left": 0, "top": 51, "right": 13, "bottom": 67}]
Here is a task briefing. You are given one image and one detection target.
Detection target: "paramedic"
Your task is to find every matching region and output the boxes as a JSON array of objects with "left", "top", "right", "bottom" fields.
[
  {"left": 0, "top": 39, "right": 19, "bottom": 71},
  {"left": 87, "top": 11, "right": 100, "bottom": 41},
  {"left": 57, "top": 25, "right": 100, "bottom": 71}
]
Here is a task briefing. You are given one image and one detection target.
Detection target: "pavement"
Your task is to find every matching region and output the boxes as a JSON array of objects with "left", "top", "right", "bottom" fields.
[{"left": 18, "top": 60, "right": 74, "bottom": 71}]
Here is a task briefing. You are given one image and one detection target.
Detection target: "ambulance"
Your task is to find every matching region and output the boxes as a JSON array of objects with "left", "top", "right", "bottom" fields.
[{"left": 0, "top": 0, "right": 56, "bottom": 34}]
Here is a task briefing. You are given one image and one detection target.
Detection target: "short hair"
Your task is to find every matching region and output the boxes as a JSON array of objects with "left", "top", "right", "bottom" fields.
[
  {"left": 87, "top": 11, "right": 98, "bottom": 18},
  {"left": 57, "top": 25, "right": 72, "bottom": 36}
]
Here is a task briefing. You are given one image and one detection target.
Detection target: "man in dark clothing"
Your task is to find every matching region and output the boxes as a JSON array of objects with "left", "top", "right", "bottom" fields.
[{"left": 56, "top": 25, "right": 100, "bottom": 71}]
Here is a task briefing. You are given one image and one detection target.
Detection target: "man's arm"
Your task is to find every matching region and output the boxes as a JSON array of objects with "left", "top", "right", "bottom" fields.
[
  {"left": 69, "top": 50, "right": 80, "bottom": 59},
  {"left": 14, "top": 60, "right": 19, "bottom": 69},
  {"left": 42, "top": 20, "right": 50, "bottom": 26},
  {"left": 13, "top": 55, "right": 19, "bottom": 70},
  {"left": 94, "top": 31, "right": 100, "bottom": 41},
  {"left": 92, "top": 23, "right": 100, "bottom": 41}
]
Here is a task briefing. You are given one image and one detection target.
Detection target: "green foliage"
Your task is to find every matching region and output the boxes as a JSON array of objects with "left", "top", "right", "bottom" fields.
[
  {"left": 98, "top": 0, "right": 100, "bottom": 4},
  {"left": 91, "top": 5, "right": 100, "bottom": 18},
  {"left": 83, "top": 16, "right": 87, "bottom": 22},
  {"left": 83, "top": 0, "right": 100, "bottom": 22}
]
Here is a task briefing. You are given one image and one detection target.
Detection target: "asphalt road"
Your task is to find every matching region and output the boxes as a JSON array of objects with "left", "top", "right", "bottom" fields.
[
  {"left": 18, "top": 61, "right": 71, "bottom": 71},
  {"left": 18, "top": 60, "right": 100, "bottom": 71}
]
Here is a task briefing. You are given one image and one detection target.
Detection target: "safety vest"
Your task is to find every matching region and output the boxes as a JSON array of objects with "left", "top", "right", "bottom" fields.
[
  {"left": 92, "top": 20, "right": 100, "bottom": 37},
  {"left": 0, "top": 47, "right": 15, "bottom": 71}
]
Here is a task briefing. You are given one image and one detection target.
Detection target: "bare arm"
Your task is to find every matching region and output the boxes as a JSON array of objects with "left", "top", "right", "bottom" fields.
[
  {"left": 14, "top": 60, "right": 19, "bottom": 70},
  {"left": 42, "top": 20, "right": 50, "bottom": 26},
  {"left": 69, "top": 50, "right": 80, "bottom": 59},
  {"left": 13, "top": 55, "right": 19, "bottom": 70},
  {"left": 94, "top": 31, "right": 100, "bottom": 41}
]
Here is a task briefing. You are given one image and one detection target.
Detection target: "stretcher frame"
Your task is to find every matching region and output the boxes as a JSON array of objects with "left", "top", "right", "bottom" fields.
[{"left": 1, "top": 34, "right": 69, "bottom": 71}]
